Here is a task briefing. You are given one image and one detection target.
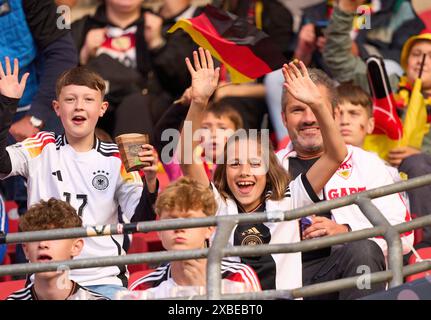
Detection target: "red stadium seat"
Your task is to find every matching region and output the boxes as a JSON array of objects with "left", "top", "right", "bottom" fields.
[
  {"left": 4, "top": 201, "right": 20, "bottom": 266},
  {"left": 1, "top": 202, "right": 19, "bottom": 282},
  {"left": 414, "top": 227, "right": 424, "bottom": 245},
  {"left": 128, "top": 269, "right": 155, "bottom": 289},
  {"left": 4, "top": 200, "right": 19, "bottom": 233},
  {"left": 406, "top": 247, "right": 431, "bottom": 282},
  {"left": 0, "top": 279, "right": 26, "bottom": 300},
  {"left": 127, "top": 232, "right": 164, "bottom": 274},
  {"left": 410, "top": 214, "right": 424, "bottom": 245},
  {"left": 0, "top": 253, "right": 13, "bottom": 282}
]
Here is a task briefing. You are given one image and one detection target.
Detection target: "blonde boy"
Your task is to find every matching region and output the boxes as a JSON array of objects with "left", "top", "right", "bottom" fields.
[{"left": 129, "top": 177, "right": 261, "bottom": 297}]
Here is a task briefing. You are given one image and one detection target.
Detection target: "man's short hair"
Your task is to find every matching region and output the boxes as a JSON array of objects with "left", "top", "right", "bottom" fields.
[
  {"left": 336, "top": 83, "right": 373, "bottom": 117},
  {"left": 56, "top": 66, "right": 106, "bottom": 98},
  {"left": 155, "top": 177, "right": 217, "bottom": 217},
  {"left": 282, "top": 68, "right": 338, "bottom": 112},
  {"left": 19, "top": 198, "right": 82, "bottom": 232},
  {"left": 204, "top": 101, "right": 244, "bottom": 131}
]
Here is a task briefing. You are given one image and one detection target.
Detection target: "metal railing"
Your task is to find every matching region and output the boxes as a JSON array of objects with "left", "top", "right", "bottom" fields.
[{"left": 1, "top": 173, "right": 431, "bottom": 299}]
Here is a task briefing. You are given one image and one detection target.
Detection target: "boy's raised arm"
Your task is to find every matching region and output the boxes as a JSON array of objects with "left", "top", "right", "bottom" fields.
[
  {"left": 282, "top": 61, "right": 347, "bottom": 193},
  {"left": 179, "top": 48, "right": 220, "bottom": 186},
  {"left": 0, "top": 58, "right": 29, "bottom": 174}
]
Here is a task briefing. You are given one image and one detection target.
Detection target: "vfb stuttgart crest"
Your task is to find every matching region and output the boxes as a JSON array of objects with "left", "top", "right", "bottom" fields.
[
  {"left": 92, "top": 170, "right": 109, "bottom": 190},
  {"left": 337, "top": 161, "right": 352, "bottom": 180}
]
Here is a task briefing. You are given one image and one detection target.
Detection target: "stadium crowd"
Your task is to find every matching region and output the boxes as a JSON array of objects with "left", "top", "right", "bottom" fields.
[{"left": 0, "top": 0, "right": 431, "bottom": 300}]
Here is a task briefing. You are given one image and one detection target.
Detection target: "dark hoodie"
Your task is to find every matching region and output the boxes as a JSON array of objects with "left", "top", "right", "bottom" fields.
[{"left": 71, "top": 4, "right": 194, "bottom": 100}]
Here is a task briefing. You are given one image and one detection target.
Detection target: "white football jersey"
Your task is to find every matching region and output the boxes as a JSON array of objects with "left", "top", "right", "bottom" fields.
[
  {"left": 7, "top": 281, "right": 108, "bottom": 300},
  {"left": 212, "top": 174, "right": 321, "bottom": 291},
  {"left": 277, "top": 143, "right": 413, "bottom": 256},
  {"left": 2, "top": 132, "right": 145, "bottom": 286},
  {"left": 129, "top": 259, "right": 261, "bottom": 298}
]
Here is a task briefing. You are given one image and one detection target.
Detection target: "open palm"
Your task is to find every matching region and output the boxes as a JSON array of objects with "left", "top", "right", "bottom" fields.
[
  {"left": 0, "top": 57, "right": 29, "bottom": 99},
  {"left": 282, "top": 61, "right": 322, "bottom": 107},
  {"left": 185, "top": 48, "right": 220, "bottom": 104}
]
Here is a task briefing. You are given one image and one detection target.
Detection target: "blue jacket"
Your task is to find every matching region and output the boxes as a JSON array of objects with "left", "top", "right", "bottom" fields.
[
  {"left": 0, "top": 0, "right": 77, "bottom": 132},
  {"left": 0, "top": 0, "right": 38, "bottom": 108}
]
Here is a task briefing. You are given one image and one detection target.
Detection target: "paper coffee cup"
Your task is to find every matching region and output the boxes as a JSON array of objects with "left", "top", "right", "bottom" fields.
[{"left": 115, "top": 133, "right": 150, "bottom": 172}]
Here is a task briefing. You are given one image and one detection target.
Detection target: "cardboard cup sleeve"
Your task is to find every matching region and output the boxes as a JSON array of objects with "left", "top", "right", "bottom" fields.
[{"left": 115, "top": 133, "right": 150, "bottom": 172}]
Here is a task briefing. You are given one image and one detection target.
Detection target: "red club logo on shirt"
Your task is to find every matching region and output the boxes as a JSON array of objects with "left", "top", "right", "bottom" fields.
[{"left": 336, "top": 161, "right": 352, "bottom": 180}]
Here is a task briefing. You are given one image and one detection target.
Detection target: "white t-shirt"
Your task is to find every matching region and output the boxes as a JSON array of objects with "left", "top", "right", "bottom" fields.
[
  {"left": 277, "top": 143, "right": 413, "bottom": 256},
  {"left": 2, "top": 132, "right": 145, "bottom": 286}
]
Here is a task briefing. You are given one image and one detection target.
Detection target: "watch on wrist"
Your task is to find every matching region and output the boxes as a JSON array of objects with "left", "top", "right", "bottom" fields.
[{"left": 29, "top": 116, "right": 43, "bottom": 129}]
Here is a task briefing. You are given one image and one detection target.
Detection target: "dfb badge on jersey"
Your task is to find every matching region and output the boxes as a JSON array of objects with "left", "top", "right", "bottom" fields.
[
  {"left": 240, "top": 227, "right": 264, "bottom": 246},
  {"left": 92, "top": 170, "right": 110, "bottom": 190}
]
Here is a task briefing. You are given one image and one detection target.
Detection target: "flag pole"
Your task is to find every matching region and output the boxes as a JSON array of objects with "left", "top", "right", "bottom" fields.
[
  {"left": 419, "top": 53, "right": 426, "bottom": 80},
  {"left": 401, "top": 53, "right": 429, "bottom": 149}
]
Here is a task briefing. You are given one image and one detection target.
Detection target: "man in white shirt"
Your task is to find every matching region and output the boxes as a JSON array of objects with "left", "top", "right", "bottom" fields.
[{"left": 276, "top": 68, "right": 412, "bottom": 299}]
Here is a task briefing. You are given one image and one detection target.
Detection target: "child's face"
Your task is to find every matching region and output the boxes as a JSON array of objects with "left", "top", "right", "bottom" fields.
[
  {"left": 23, "top": 238, "right": 83, "bottom": 279},
  {"left": 200, "top": 113, "right": 236, "bottom": 162},
  {"left": 335, "top": 102, "right": 374, "bottom": 148},
  {"left": 158, "top": 209, "right": 214, "bottom": 251},
  {"left": 106, "top": 0, "right": 142, "bottom": 13},
  {"left": 407, "top": 40, "right": 431, "bottom": 89},
  {"left": 53, "top": 85, "right": 108, "bottom": 142},
  {"left": 225, "top": 139, "right": 267, "bottom": 212}
]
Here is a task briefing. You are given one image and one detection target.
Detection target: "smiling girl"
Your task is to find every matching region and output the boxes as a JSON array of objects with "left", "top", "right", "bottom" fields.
[{"left": 180, "top": 48, "right": 347, "bottom": 291}]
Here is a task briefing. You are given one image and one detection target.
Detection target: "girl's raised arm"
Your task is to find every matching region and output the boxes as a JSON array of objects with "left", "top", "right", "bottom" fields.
[{"left": 179, "top": 48, "right": 220, "bottom": 186}]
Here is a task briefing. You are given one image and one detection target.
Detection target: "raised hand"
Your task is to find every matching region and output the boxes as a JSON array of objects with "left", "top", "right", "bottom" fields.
[
  {"left": 185, "top": 48, "right": 220, "bottom": 105},
  {"left": 80, "top": 28, "right": 106, "bottom": 64},
  {"left": 0, "top": 57, "right": 29, "bottom": 99},
  {"left": 282, "top": 60, "right": 322, "bottom": 108},
  {"left": 297, "top": 24, "right": 317, "bottom": 54}
]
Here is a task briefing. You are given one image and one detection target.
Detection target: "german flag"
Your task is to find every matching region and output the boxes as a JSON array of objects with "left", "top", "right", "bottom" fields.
[
  {"left": 364, "top": 55, "right": 430, "bottom": 160},
  {"left": 168, "top": 5, "right": 286, "bottom": 83}
]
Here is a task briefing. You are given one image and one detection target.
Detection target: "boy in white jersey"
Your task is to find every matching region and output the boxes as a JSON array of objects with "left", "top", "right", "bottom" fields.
[
  {"left": 0, "top": 58, "right": 159, "bottom": 299},
  {"left": 335, "top": 83, "right": 403, "bottom": 181},
  {"left": 128, "top": 177, "right": 261, "bottom": 297},
  {"left": 7, "top": 198, "right": 108, "bottom": 300},
  {"left": 335, "top": 83, "right": 418, "bottom": 264}
]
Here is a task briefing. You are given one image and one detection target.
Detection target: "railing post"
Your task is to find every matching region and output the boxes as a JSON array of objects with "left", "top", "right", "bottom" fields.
[
  {"left": 207, "top": 219, "right": 236, "bottom": 300},
  {"left": 355, "top": 197, "right": 404, "bottom": 287}
]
